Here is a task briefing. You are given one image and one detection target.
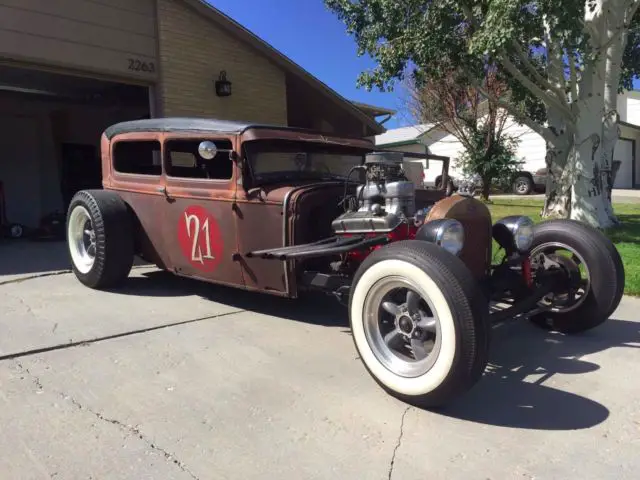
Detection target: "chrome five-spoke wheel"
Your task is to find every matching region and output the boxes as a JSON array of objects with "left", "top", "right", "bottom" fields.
[
  {"left": 349, "top": 240, "right": 490, "bottom": 408},
  {"left": 363, "top": 278, "right": 441, "bottom": 378}
]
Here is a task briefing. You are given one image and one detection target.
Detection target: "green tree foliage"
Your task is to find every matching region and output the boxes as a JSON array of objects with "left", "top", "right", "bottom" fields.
[
  {"left": 456, "top": 125, "right": 521, "bottom": 200},
  {"left": 406, "top": 65, "right": 521, "bottom": 200}
]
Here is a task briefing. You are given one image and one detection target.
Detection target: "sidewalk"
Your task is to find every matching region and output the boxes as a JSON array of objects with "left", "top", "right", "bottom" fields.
[{"left": 494, "top": 189, "right": 640, "bottom": 203}]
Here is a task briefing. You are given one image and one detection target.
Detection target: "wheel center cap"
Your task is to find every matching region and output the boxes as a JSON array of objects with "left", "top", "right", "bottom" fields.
[{"left": 398, "top": 316, "right": 414, "bottom": 334}]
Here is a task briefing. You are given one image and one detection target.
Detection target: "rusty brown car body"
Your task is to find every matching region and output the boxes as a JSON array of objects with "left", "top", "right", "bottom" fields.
[{"left": 66, "top": 118, "right": 625, "bottom": 408}]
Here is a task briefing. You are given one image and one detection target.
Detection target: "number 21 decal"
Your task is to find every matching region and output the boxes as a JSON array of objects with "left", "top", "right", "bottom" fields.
[{"left": 177, "top": 205, "right": 224, "bottom": 272}]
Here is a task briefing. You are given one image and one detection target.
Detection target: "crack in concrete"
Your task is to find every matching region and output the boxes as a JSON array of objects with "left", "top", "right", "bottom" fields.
[
  {"left": 0, "top": 270, "right": 72, "bottom": 287},
  {"left": 0, "top": 309, "right": 246, "bottom": 362},
  {"left": 11, "top": 293, "right": 37, "bottom": 318},
  {"left": 64, "top": 395, "right": 200, "bottom": 480},
  {"left": 0, "top": 264, "right": 154, "bottom": 287},
  {"left": 14, "top": 361, "right": 44, "bottom": 391},
  {"left": 388, "top": 406, "right": 411, "bottom": 480},
  {"left": 14, "top": 361, "right": 199, "bottom": 480}
]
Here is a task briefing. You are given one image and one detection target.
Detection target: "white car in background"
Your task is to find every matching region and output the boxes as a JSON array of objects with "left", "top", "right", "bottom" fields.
[
  {"left": 434, "top": 167, "right": 548, "bottom": 196},
  {"left": 402, "top": 160, "right": 426, "bottom": 188}
]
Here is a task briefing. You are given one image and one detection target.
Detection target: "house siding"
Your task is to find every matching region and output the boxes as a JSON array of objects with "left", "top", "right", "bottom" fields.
[
  {"left": 0, "top": 0, "right": 157, "bottom": 81},
  {"left": 156, "top": 0, "right": 287, "bottom": 124},
  {"left": 416, "top": 118, "right": 547, "bottom": 183}
]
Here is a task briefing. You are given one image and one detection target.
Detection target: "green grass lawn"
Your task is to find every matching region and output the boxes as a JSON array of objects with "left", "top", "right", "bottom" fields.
[{"left": 485, "top": 198, "right": 640, "bottom": 296}]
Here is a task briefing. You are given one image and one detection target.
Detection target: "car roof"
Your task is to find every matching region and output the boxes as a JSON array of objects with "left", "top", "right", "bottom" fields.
[
  {"left": 103, "top": 117, "right": 378, "bottom": 148},
  {"left": 104, "top": 117, "right": 259, "bottom": 139}
]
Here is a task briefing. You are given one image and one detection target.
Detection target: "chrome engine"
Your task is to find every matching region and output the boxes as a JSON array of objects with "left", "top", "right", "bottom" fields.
[{"left": 332, "top": 152, "right": 418, "bottom": 234}]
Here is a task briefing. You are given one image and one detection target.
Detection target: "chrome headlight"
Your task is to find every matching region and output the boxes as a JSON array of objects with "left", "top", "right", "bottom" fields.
[
  {"left": 494, "top": 215, "right": 535, "bottom": 252},
  {"left": 416, "top": 218, "right": 465, "bottom": 256}
]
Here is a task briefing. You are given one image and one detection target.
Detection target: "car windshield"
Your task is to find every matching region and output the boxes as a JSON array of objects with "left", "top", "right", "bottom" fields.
[{"left": 244, "top": 140, "right": 367, "bottom": 184}]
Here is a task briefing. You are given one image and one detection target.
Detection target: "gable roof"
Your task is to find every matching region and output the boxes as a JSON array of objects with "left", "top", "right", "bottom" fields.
[
  {"left": 182, "top": 0, "right": 386, "bottom": 135},
  {"left": 373, "top": 123, "right": 435, "bottom": 147}
]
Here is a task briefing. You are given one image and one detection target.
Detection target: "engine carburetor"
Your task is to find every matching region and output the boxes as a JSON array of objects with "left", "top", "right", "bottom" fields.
[{"left": 332, "top": 151, "right": 416, "bottom": 234}]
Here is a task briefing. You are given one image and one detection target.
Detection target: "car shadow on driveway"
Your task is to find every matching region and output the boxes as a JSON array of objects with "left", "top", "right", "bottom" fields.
[
  {"left": 437, "top": 318, "right": 640, "bottom": 430},
  {"left": 111, "top": 269, "right": 350, "bottom": 328},
  {"left": 112, "top": 269, "right": 639, "bottom": 431}
]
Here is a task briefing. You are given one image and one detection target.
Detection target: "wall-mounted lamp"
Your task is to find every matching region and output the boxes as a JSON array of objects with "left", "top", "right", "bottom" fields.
[{"left": 215, "top": 70, "right": 232, "bottom": 97}]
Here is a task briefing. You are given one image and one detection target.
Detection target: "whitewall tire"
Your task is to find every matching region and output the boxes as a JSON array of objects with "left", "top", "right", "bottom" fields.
[
  {"left": 66, "top": 190, "right": 134, "bottom": 289},
  {"left": 349, "top": 240, "right": 490, "bottom": 408}
]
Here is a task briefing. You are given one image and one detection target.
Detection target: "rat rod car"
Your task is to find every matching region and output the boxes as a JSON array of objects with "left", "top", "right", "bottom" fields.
[{"left": 66, "top": 118, "right": 624, "bottom": 408}]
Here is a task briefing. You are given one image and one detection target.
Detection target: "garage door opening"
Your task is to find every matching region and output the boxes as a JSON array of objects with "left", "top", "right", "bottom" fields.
[{"left": 0, "top": 65, "right": 151, "bottom": 232}]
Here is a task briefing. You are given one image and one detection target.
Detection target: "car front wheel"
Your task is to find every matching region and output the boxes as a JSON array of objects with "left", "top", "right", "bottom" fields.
[{"left": 349, "top": 240, "right": 490, "bottom": 408}]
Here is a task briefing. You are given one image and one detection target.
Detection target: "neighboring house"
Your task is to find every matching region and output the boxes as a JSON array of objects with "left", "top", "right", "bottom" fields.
[
  {"left": 374, "top": 90, "right": 640, "bottom": 192},
  {"left": 0, "top": 0, "right": 386, "bottom": 229}
]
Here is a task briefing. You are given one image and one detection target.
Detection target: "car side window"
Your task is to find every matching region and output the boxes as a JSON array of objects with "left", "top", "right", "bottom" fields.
[
  {"left": 166, "top": 139, "right": 233, "bottom": 180},
  {"left": 113, "top": 140, "right": 162, "bottom": 176}
]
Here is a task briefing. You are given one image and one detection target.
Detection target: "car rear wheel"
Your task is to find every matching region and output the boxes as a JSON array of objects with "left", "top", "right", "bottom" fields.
[
  {"left": 528, "top": 219, "right": 624, "bottom": 334},
  {"left": 67, "top": 190, "right": 134, "bottom": 289},
  {"left": 349, "top": 240, "right": 490, "bottom": 408}
]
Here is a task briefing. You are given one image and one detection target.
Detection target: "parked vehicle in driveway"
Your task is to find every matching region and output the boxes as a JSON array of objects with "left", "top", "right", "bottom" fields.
[
  {"left": 512, "top": 168, "right": 547, "bottom": 195},
  {"left": 66, "top": 118, "right": 625, "bottom": 408},
  {"left": 436, "top": 168, "right": 548, "bottom": 196}
]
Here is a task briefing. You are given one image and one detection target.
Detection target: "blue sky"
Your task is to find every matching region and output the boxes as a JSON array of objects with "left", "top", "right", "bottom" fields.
[
  {"left": 208, "top": 0, "right": 639, "bottom": 131},
  {"left": 208, "top": 0, "right": 409, "bottom": 129}
]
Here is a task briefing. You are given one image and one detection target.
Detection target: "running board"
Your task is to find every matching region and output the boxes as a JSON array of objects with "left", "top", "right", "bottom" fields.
[{"left": 246, "top": 235, "right": 389, "bottom": 260}]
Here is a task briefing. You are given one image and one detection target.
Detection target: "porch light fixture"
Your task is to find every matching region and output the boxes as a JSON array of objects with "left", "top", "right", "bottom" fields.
[{"left": 215, "top": 70, "right": 232, "bottom": 97}]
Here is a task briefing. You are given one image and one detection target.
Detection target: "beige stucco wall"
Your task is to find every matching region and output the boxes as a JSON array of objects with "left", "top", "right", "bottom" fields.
[
  {"left": 156, "top": 0, "right": 287, "bottom": 125},
  {"left": 0, "top": 0, "right": 157, "bottom": 82}
]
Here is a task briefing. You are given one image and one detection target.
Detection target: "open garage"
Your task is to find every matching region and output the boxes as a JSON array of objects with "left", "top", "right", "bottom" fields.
[
  {"left": 0, "top": 66, "right": 151, "bottom": 229},
  {"left": 0, "top": 0, "right": 383, "bottom": 233}
]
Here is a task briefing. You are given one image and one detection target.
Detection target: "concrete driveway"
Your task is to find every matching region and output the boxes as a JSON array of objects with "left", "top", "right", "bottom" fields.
[{"left": 1, "top": 243, "right": 639, "bottom": 479}]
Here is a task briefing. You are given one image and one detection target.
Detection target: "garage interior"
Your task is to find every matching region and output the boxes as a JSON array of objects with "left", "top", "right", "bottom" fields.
[{"left": 0, "top": 64, "right": 151, "bottom": 232}]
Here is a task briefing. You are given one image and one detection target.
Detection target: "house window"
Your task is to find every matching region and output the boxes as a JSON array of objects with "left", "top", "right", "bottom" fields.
[
  {"left": 113, "top": 140, "right": 162, "bottom": 175},
  {"left": 166, "top": 139, "right": 233, "bottom": 180}
]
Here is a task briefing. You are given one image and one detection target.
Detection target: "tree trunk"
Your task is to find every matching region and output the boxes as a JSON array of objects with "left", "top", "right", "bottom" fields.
[
  {"left": 566, "top": 5, "right": 618, "bottom": 230},
  {"left": 541, "top": 109, "right": 572, "bottom": 218},
  {"left": 570, "top": 105, "right": 618, "bottom": 229},
  {"left": 481, "top": 175, "right": 491, "bottom": 201},
  {"left": 600, "top": 110, "right": 620, "bottom": 224},
  {"left": 600, "top": 2, "right": 631, "bottom": 225},
  {"left": 542, "top": 142, "right": 572, "bottom": 218}
]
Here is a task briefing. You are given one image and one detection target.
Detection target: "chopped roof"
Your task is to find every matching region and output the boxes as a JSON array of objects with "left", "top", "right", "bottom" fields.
[
  {"left": 104, "top": 117, "right": 380, "bottom": 141},
  {"left": 104, "top": 118, "right": 255, "bottom": 139},
  {"left": 374, "top": 123, "right": 435, "bottom": 147}
]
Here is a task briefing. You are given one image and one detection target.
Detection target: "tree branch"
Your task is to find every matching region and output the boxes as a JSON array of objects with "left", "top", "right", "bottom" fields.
[
  {"left": 499, "top": 53, "right": 575, "bottom": 122},
  {"left": 459, "top": 2, "right": 574, "bottom": 123},
  {"left": 568, "top": 49, "right": 579, "bottom": 102},
  {"left": 510, "top": 40, "right": 567, "bottom": 104},
  {"left": 473, "top": 81, "right": 555, "bottom": 143},
  {"left": 542, "top": 15, "right": 569, "bottom": 97}
]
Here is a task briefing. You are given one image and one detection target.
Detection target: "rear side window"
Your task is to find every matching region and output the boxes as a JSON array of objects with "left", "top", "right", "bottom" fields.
[
  {"left": 166, "top": 139, "right": 233, "bottom": 180},
  {"left": 113, "top": 140, "right": 162, "bottom": 175}
]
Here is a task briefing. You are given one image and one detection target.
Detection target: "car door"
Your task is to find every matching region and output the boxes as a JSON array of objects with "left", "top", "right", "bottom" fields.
[
  {"left": 160, "top": 136, "right": 243, "bottom": 288},
  {"left": 107, "top": 134, "right": 170, "bottom": 269}
]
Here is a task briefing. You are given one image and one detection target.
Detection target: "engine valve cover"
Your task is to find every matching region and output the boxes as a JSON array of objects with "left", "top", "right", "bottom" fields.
[{"left": 332, "top": 211, "right": 402, "bottom": 234}]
